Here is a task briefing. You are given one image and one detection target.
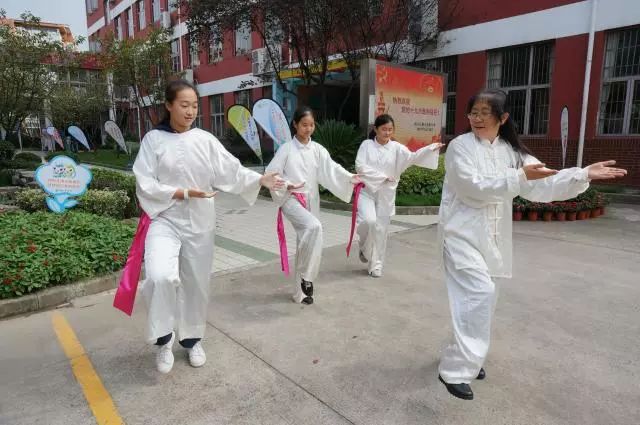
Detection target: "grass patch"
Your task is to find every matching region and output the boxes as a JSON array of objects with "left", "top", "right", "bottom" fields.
[{"left": 77, "top": 150, "right": 135, "bottom": 169}]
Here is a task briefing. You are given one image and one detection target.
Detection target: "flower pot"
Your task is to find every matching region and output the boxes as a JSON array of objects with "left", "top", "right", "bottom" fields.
[
  {"left": 590, "top": 208, "right": 600, "bottom": 218},
  {"left": 600, "top": 207, "right": 605, "bottom": 216},
  {"left": 555, "top": 212, "right": 566, "bottom": 221},
  {"left": 542, "top": 211, "right": 553, "bottom": 222},
  {"left": 527, "top": 211, "right": 539, "bottom": 221},
  {"left": 513, "top": 211, "right": 523, "bottom": 221},
  {"left": 567, "top": 212, "right": 577, "bottom": 221},
  {"left": 577, "top": 210, "right": 590, "bottom": 220}
]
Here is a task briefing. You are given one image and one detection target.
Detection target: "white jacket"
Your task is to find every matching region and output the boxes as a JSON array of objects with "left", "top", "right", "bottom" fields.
[
  {"left": 355, "top": 138, "right": 439, "bottom": 217},
  {"left": 133, "top": 128, "right": 262, "bottom": 233},
  {"left": 266, "top": 137, "right": 354, "bottom": 216},
  {"left": 439, "top": 132, "right": 590, "bottom": 278}
]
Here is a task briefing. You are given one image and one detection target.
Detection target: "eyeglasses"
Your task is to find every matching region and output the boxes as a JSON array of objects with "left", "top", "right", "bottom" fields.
[{"left": 467, "top": 111, "right": 493, "bottom": 120}]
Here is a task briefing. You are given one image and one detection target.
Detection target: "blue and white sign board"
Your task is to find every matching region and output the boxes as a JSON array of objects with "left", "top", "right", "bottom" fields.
[{"left": 35, "top": 155, "right": 92, "bottom": 213}]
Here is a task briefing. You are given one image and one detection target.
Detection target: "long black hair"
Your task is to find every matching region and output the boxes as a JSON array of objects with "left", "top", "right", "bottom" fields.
[
  {"left": 368, "top": 114, "right": 395, "bottom": 139},
  {"left": 290, "top": 106, "right": 315, "bottom": 136},
  {"left": 466, "top": 89, "right": 532, "bottom": 156},
  {"left": 159, "top": 79, "right": 200, "bottom": 126}
]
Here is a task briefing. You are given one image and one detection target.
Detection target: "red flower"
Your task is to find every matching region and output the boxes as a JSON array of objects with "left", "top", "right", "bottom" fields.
[
  {"left": 43, "top": 260, "right": 49, "bottom": 266},
  {"left": 2, "top": 278, "right": 13, "bottom": 285},
  {"left": 27, "top": 244, "right": 37, "bottom": 253}
]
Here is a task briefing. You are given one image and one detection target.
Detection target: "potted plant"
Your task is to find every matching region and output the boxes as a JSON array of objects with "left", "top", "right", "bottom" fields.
[
  {"left": 566, "top": 202, "right": 578, "bottom": 221},
  {"left": 527, "top": 202, "right": 541, "bottom": 221},
  {"left": 513, "top": 197, "right": 525, "bottom": 221},
  {"left": 554, "top": 203, "right": 567, "bottom": 221},
  {"left": 542, "top": 203, "right": 554, "bottom": 221},
  {"left": 577, "top": 200, "right": 591, "bottom": 220}
]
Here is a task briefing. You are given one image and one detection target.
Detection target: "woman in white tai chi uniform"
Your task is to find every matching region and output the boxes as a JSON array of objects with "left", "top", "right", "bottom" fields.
[
  {"left": 266, "top": 106, "right": 361, "bottom": 305},
  {"left": 134, "top": 80, "right": 284, "bottom": 373},
  {"left": 355, "top": 114, "right": 442, "bottom": 277},
  {"left": 437, "top": 89, "right": 627, "bottom": 400}
]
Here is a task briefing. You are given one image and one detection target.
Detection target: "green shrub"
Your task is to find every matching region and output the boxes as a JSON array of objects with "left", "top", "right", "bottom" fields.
[
  {"left": 397, "top": 155, "right": 445, "bottom": 197},
  {"left": 16, "top": 188, "right": 130, "bottom": 218},
  {"left": 0, "top": 211, "right": 136, "bottom": 299},
  {"left": 78, "top": 189, "right": 129, "bottom": 219},
  {"left": 313, "top": 120, "right": 362, "bottom": 170},
  {"left": 15, "top": 189, "right": 46, "bottom": 212},
  {"left": 45, "top": 150, "right": 79, "bottom": 163},
  {"left": 0, "top": 159, "right": 40, "bottom": 170},
  {"left": 0, "top": 141, "right": 16, "bottom": 161},
  {"left": 14, "top": 152, "right": 42, "bottom": 164},
  {"left": 89, "top": 168, "right": 139, "bottom": 217}
]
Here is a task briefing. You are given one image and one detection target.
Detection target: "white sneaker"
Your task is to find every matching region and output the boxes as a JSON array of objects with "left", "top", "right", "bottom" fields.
[
  {"left": 156, "top": 332, "right": 175, "bottom": 374},
  {"left": 188, "top": 342, "right": 206, "bottom": 368},
  {"left": 369, "top": 268, "right": 382, "bottom": 278}
]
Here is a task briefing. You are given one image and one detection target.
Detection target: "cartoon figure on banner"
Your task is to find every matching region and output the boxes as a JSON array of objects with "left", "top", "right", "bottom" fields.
[{"left": 35, "top": 155, "right": 92, "bottom": 213}]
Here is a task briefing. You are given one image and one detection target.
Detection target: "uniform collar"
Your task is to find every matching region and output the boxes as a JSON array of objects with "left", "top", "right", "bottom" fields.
[
  {"left": 373, "top": 138, "right": 391, "bottom": 149},
  {"left": 293, "top": 136, "right": 312, "bottom": 150}
]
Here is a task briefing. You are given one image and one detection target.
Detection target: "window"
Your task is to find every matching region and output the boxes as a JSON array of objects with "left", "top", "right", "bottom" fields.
[
  {"left": 599, "top": 27, "right": 640, "bottom": 135},
  {"left": 114, "top": 15, "right": 122, "bottom": 40},
  {"left": 208, "top": 32, "right": 223, "bottom": 64},
  {"left": 188, "top": 34, "right": 200, "bottom": 67},
  {"left": 169, "top": 0, "right": 178, "bottom": 12},
  {"left": 103, "top": 0, "right": 110, "bottom": 24},
  {"left": 488, "top": 43, "right": 554, "bottom": 135},
  {"left": 424, "top": 56, "right": 457, "bottom": 135},
  {"left": 85, "top": 0, "right": 98, "bottom": 13},
  {"left": 152, "top": 0, "right": 161, "bottom": 22},
  {"left": 235, "top": 23, "right": 251, "bottom": 56},
  {"left": 170, "top": 39, "right": 180, "bottom": 72},
  {"left": 235, "top": 90, "right": 252, "bottom": 108},
  {"left": 138, "top": 1, "right": 146, "bottom": 30},
  {"left": 127, "top": 8, "right": 134, "bottom": 37},
  {"left": 210, "top": 95, "right": 225, "bottom": 137}
]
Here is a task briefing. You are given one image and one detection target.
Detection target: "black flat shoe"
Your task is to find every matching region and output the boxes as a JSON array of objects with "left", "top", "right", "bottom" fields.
[
  {"left": 301, "top": 296, "right": 313, "bottom": 305},
  {"left": 301, "top": 279, "right": 313, "bottom": 297},
  {"left": 477, "top": 368, "right": 486, "bottom": 380},
  {"left": 439, "top": 375, "right": 474, "bottom": 400}
]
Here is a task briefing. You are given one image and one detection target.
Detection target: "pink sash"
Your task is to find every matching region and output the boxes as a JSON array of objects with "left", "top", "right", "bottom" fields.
[
  {"left": 113, "top": 212, "right": 151, "bottom": 316},
  {"left": 346, "top": 183, "right": 365, "bottom": 257},
  {"left": 277, "top": 192, "right": 307, "bottom": 276}
]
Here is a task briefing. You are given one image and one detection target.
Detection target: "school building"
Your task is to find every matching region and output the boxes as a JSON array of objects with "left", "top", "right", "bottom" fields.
[{"left": 85, "top": 0, "right": 640, "bottom": 186}]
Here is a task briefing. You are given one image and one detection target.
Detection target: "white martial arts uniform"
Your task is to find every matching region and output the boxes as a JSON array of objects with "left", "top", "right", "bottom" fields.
[
  {"left": 134, "top": 127, "right": 262, "bottom": 343},
  {"left": 355, "top": 138, "right": 439, "bottom": 274},
  {"left": 266, "top": 136, "right": 354, "bottom": 301},
  {"left": 438, "top": 132, "right": 590, "bottom": 384}
]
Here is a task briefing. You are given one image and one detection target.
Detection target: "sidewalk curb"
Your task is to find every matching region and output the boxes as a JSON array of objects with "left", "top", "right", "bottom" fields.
[{"left": 0, "top": 272, "right": 122, "bottom": 320}]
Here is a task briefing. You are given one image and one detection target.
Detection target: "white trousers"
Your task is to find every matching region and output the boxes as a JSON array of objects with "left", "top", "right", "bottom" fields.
[
  {"left": 438, "top": 246, "right": 499, "bottom": 384},
  {"left": 280, "top": 197, "right": 323, "bottom": 298},
  {"left": 356, "top": 193, "right": 390, "bottom": 273},
  {"left": 141, "top": 207, "right": 215, "bottom": 344}
]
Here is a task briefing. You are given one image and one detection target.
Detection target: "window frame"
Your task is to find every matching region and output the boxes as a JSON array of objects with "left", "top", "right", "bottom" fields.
[
  {"left": 598, "top": 27, "right": 640, "bottom": 136},
  {"left": 487, "top": 42, "right": 554, "bottom": 136}
]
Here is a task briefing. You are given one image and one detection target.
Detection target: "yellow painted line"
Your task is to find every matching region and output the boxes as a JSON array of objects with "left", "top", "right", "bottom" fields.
[{"left": 52, "top": 311, "right": 124, "bottom": 425}]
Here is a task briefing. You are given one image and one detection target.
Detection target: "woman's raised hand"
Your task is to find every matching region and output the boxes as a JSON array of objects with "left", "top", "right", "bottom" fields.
[
  {"left": 260, "top": 172, "right": 286, "bottom": 190},
  {"left": 586, "top": 160, "right": 627, "bottom": 180}
]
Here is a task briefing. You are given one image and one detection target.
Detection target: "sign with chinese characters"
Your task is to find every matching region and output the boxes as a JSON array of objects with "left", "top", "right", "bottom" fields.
[
  {"left": 360, "top": 59, "right": 446, "bottom": 151},
  {"left": 35, "top": 155, "right": 92, "bottom": 213}
]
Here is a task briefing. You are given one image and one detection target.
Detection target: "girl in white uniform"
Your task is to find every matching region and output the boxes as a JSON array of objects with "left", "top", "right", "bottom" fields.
[
  {"left": 266, "top": 106, "right": 361, "bottom": 305},
  {"left": 437, "top": 89, "right": 627, "bottom": 400},
  {"left": 355, "top": 114, "right": 442, "bottom": 277},
  {"left": 134, "top": 80, "right": 284, "bottom": 374}
]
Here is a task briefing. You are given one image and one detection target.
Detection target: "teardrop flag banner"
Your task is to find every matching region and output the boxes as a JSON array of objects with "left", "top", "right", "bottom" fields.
[
  {"left": 252, "top": 98, "right": 291, "bottom": 152},
  {"left": 227, "top": 104, "right": 263, "bottom": 162},
  {"left": 67, "top": 126, "right": 91, "bottom": 151},
  {"left": 104, "top": 120, "right": 128, "bottom": 154}
]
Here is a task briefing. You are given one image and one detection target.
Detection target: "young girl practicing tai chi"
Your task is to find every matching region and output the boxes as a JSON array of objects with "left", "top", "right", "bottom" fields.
[
  {"left": 354, "top": 114, "right": 442, "bottom": 277},
  {"left": 266, "top": 106, "right": 361, "bottom": 305},
  {"left": 127, "top": 80, "right": 284, "bottom": 374}
]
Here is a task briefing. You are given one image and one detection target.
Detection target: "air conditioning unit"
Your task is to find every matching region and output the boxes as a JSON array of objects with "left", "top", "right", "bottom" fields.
[
  {"left": 183, "top": 68, "right": 194, "bottom": 83},
  {"left": 161, "top": 11, "right": 171, "bottom": 29},
  {"left": 252, "top": 46, "right": 281, "bottom": 76}
]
